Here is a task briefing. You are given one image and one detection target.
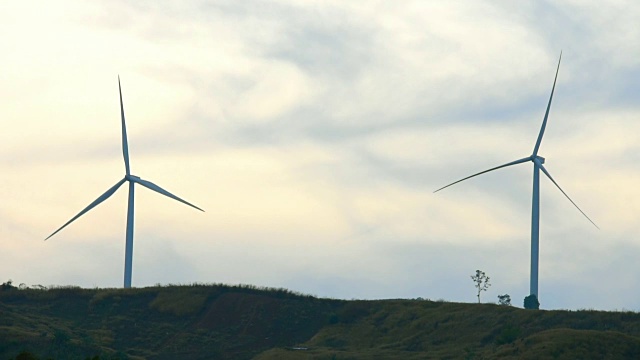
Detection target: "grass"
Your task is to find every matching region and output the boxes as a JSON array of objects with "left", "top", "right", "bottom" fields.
[{"left": 1, "top": 285, "right": 640, "bottom": 359}]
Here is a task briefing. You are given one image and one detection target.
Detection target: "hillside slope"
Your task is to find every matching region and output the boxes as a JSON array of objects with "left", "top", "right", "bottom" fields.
[{"left": 1, "top": 285, "right": 640, "bottom": 359}]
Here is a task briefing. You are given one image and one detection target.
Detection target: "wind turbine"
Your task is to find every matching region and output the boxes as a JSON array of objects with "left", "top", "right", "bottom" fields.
[
  {"left": 434, "top": 53, "right": 597, "bottom": 300},
  {"left": 46, "top": 77, "right": 204, "bottom": 288}
]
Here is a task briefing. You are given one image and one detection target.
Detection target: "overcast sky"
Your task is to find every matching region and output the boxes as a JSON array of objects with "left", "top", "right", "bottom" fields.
[{"left": 1, "top": 1, "right": 639, "bottom": 310}]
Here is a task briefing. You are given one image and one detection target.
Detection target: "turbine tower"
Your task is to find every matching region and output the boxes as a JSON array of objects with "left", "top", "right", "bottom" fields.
[
  {"left": 434, "top": 53, "right": 597, "bottom": 300},
  {"left": 46, "top": 77, "right": 204, "bottom": 288}
]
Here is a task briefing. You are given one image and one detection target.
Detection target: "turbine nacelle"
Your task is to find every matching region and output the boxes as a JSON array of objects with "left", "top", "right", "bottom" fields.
[
  {"left": 125, "top": 174, "right": 141, "bottom": 182},
  {"left": 532, "top": 156, "right": 545, "bottom": 165}
]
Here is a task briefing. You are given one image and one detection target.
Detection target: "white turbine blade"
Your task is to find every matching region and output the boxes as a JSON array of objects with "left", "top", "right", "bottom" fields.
[
  {"left": 134, "top": 178, "right": 204, "bottom": 212},
  {"left": 45, "top": 178, "right": 127, "bottom": 240},
  {"left": 434, "top": 157, "right": 531, "bottom": 193},
  {"left": 118, "top": 76, "right": 131, "bottom": 176},
  {"left": 539, "top": 164, "right": 599, "bottom": 229},
  {"left": 532, "top": 52, "right": 562, "bottom": 156}
]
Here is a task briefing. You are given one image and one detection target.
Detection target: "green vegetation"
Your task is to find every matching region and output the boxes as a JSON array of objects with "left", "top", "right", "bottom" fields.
[
  {"left": 497, "top": 294, "right": 512, "bottom": 306},
  {"left": 2, "top": 283, "right": 640, "bottom": 359},
  {"left": 524, "top": 294, "right": 541, "bottom": 310},
  {"left": 471, "top": 270, "right": 490, "bottom": 304}
]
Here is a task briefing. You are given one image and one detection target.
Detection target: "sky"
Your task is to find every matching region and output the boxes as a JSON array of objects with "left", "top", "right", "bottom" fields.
[{"left": 1, "top": 1, "right": 639, "bottom": 311}]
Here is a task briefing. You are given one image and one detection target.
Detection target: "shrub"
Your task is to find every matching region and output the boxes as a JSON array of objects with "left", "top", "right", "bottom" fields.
[
  {"left": 496, "top": 325, "right": 521, "bottom": 345},
  {"left": 15, "top": 351, "right": 39, "bottom": 360},
  {"left": 498, "top": 294, "right": 512, "bottom": 306},
  {"left": 1, "top": 279, "right": 16, "bottom": 291},
  {"left": 524, "top": 294, "right": 540, "bottom": 310}
]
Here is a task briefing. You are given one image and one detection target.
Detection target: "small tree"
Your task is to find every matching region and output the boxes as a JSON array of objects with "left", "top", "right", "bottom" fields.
[
  {"left": 498, "top": 294, "right": 512, "bottom": 306},
  {"left": 470, "top": 270, "right": 491, "bottom": 303},
  {"left": 524, "top": 294, "right": 540, "bottom": 310}
]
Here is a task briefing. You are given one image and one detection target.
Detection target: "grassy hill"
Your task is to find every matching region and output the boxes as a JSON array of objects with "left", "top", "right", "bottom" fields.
[{"left": 1, "top": 284, "right": 640, "bottom": 359}]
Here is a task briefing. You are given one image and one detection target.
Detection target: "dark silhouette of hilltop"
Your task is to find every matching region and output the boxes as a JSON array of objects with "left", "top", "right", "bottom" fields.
[{"left": 1, "top": 283, "right": 639, "bottom": 359}]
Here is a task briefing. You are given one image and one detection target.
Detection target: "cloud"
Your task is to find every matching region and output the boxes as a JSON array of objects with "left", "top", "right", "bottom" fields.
[{"left": 0, "top": 0, "right": 639, "bottom": 311}]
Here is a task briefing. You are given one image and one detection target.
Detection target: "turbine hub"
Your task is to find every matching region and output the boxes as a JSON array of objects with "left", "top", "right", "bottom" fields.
[
  {"left": 125, "top": 174, "right": 141, "bottom": 181},
  {"left": 532, "top": 156, "right": 545, "bottom": 164}
]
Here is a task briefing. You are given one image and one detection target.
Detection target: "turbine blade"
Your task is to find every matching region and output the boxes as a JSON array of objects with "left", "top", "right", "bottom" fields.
[
  {"left": 45, "top": 178, "right": 127, "bottom": 240},
  {"left": 119, "top": 76, "right": 131, "bottom": 176},
  {"left": 539, "top": 164, "right": 599, "bottom": 229},
  {"left": 134, "top": 178, "right": 204, "bottom": 212},
  {"left": 532, "top": 51, "right": 562, "bottom": 156},
  {"left": 434, "top": 157, "right": 531, "bottom": 193}
]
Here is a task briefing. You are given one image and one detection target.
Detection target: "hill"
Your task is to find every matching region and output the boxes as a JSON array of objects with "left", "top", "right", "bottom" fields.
[{"left": 1, "top": 283, "right": 640, "bottom": 359}]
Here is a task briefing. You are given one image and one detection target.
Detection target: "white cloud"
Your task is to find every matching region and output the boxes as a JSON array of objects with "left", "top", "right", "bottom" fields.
[{"left": 0, "top": 0, "right": 639, "bottom": 310}]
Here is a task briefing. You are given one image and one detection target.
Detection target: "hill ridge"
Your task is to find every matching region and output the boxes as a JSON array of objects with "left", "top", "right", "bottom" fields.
[{"left": 1, "top": 284, "right": 639, "bottom": 359}]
